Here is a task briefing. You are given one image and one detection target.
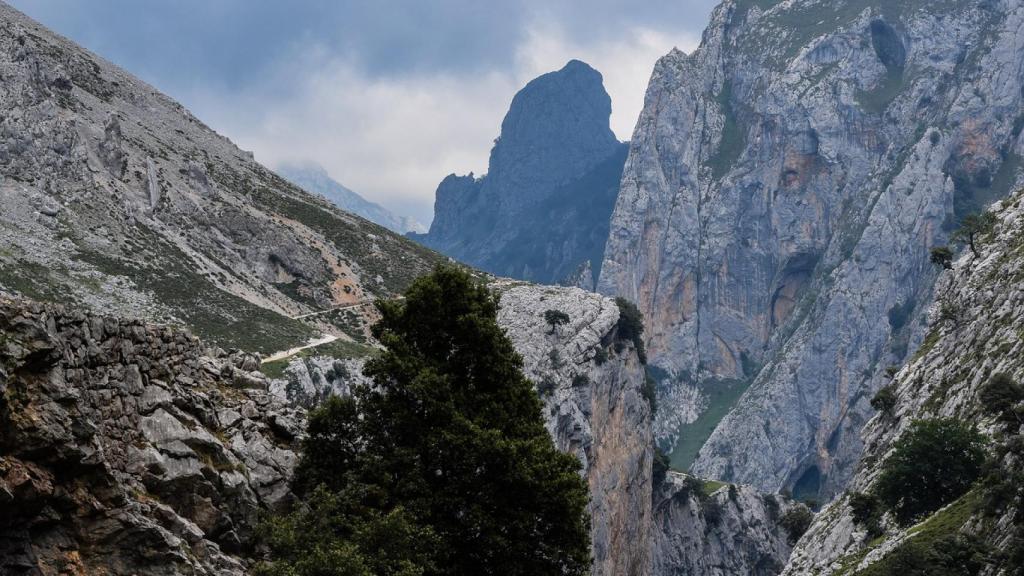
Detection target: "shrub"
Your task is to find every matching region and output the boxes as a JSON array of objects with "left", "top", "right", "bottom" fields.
[
  {"left": 855, "top": 534, "right": 989, "bottom": 576},
  {"left": 593, "top": 346, "right": 608, "bottom": 365},
  {"left": 929, "top": 246, "right": 954, "bottom": 270},
  {"left": 871, "top": 385, "right": 898, "bottom": 414},
  {"left": 543, "top": 309, "right": 570, "bottom": 334},
  {"left": 652, "top": 446, "right": 671, "bottom": 486},
  {"left": 781, "top": 506, "right": 813, "bottom": 544},
  {"left": 641, "top": 371, "right": 658, "bottom": 414},
  {"left": 978, "top": 372, "right": 1023, "bottom": 425},
  {"left": 849, "top": 492, "right": 883, "bottom": 538},
  {"left": 874, "top": 419, "right": 987, "bottom": 526},
  {"left": 614, "top": 297, "right": 647, "bottom": 364},
  {"left": 571, "top": 373, "right": 590, "bottom": 388}
]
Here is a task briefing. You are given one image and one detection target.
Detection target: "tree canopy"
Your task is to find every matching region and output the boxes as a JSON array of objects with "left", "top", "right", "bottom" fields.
[
  {"left": 873, "top": 418, "right": 986, "bottom": 526},
  {"left": 259, "top": 265, "right": 592, "bottom": 576}
]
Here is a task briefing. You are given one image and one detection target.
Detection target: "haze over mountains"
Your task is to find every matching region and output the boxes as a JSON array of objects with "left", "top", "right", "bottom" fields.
[
  {"left": 277, "top": 162, "right": 426, "bottom": 234},
  {"left": 4, "top": 0, "right": 1024, "bottom": 575}
]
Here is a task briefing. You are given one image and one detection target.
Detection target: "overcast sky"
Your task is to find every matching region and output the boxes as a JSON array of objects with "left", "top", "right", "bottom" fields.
[{"left": 9, "top": 1, "right": 716, "bottom": 225}]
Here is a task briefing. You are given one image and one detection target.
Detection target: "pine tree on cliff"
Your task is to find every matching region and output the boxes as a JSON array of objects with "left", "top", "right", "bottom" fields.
[{"left": 258, "top": 265, "right": 591, "bottom": 576}]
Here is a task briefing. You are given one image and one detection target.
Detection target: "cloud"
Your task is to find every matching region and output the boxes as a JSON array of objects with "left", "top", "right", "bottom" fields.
[
  {"left": 192, "top": 21, "right": 699, "bottom": 225},
  {"left": 8, "top": 0, "right": 712, "bottom": 225}
]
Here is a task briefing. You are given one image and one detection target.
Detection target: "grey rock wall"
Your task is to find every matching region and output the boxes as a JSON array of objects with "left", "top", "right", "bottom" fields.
[
  {"left": 0, "top": 298, "right": 302, "bottom": 575},
  {"left": 599, "top": 0, "right": 1024, "bottom": 499}
]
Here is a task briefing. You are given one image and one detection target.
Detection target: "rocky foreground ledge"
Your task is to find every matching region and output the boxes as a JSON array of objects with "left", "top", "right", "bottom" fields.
[
  {"left": 0, "top": 297, "right": 302, "bottom": 575},
  {"left": 0, "top": 281, "right": 657, "bottom": 575}
]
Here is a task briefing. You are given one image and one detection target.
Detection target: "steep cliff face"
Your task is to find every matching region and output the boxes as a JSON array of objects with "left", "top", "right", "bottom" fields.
[
  {"left": 413, "top": 61, "right": 628, "bottom": 287},
  {"left": 0, "top": 3, "right": 442, "bottom": 355},
  {"left": 782, "top": 189, "right": 1024, "bottom": 575},
  {"left": 496, "top": 283, "right": 652, "bottom": 576},
  {"left": 653, "top": 473, "right": 801, "bottom": 576},
  {"left": 599, "top": 0, "right": 1024, "bottom": 497},
  {"left": 0, "top": 298, "right": 303, "bottom": 575}
]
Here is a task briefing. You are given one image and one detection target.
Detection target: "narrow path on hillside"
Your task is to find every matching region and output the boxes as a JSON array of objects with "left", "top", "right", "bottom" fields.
[{"left": 261, "top": 334, "right": 340, "bottom": 364}]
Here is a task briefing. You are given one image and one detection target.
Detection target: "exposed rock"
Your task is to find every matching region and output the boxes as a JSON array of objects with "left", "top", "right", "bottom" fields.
[
  {"left": 0, "top": 297, "right": 304, "bottom": 575},
  {"left": 413, "top": 60, "right": 628, "bottom": 286},
  {"left": 599, "top": 0, "right": 1024, "bottom": 499},
  {"left": 653, "top": 473, "right": 801, "bottom": 576},
  {"left": 784, "top": 188, "right": 1024, "bottom": 575},
  {"left": 0, "top": 2, "right": 443, "bottom": 355},
  {"left": 495, "top": 282, "right": 652, "bottom": 576}
]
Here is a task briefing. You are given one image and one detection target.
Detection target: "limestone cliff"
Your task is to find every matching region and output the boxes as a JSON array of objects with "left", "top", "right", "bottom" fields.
[
  {"left": 413, "top": 61, "right": 628, "bottom": 287},
  {"left": 0, "top": 2, "right": 442, "bottom": 356},
  {"left": 0, "top": 298, "right": 302, "bottom": 574},
  {"left": 599, "top": 0, "right": 1024, "bottom": 498},
  {"left": 783, "top": 188, "right": 1024, "bottom": 575},
  {"left": 653, "top": 473, "right": 802, "bottom": 576},
  {"left": 495, "top": 283, "right": 652, "bottom": 575}
]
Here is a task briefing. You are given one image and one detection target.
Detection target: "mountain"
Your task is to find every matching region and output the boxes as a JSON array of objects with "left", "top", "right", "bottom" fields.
[
  {"left": 0, "top": 5, "right": 655, "bottom": 574},
  {"left": 276, "top": 162, "right": 426, "bottom": 235},
  {"left": 412, "top": 60, "right": 628, "bottom": 287},
  {"left": 0, "top": 1, "right": 443, "bottom": 356},
  {"left": 784, "top": 187, "right": 1024, "bottom": 575},
  {"left": 598, "top": 0, "right": 1024, "bottom": 501}
]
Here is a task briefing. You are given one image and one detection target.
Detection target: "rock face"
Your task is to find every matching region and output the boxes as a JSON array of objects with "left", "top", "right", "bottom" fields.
[
  {"left": 0, "top": 2, "right": 442, "bottom": 355},
  {"left": 0, "top": 297, "right": 303, "bottom": 575},
  {"left": 495, "top": 283, "right": 653, "bottom": 576},
  {"left": 653, "top": 473, "right": 800, "bottom": 576},
  {"left": 277, "top": 162, "right": 426, "bottom": 235},
  {"left": 599, "top": 0, "right": 1024, "bottom": 498},
  {"left": 783, "top": 189, "right": 1024, "bottom": 575},
  {"left": 413, "top": 60, "right": 628, "bottom": 287}
]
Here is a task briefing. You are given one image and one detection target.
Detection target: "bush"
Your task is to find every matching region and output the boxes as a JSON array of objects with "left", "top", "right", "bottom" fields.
[
  {"left": 641, "top": 371, "right": 658, "bottom": 414},
  {"left": 856, "top": 534, "right": 989, "bottom": 576},
  {"left": 978, "top": 373, "right": 1023, "bottom": 424},
  {"left": 849, "top": 492, "right": 883, "bottom": 538},
  {"left": 652, "top": 446, "right": 671, "bottom": 486},
  {"left": 543, "top": 309, "right": 570, "bottom": 334},
  {"left": 593, "top": 346, "right": 608, "bottom": 365},
  {"left": 615, "top": 297, "right": 647, "bottom": 364},
  {"left": 781, "top": 506, "right": 813, "bottom": 544},
  {"left": 929, "top": 246, "right": 954, "bottom": 270},
  {"left": 871, "top": 385, "right": 898, "bottom": 414},
  {"left": 874, "top": 419, "right": 987, "bottom": 526}
]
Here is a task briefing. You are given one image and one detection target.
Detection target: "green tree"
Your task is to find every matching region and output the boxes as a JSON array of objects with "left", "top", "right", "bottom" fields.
[
  {"left": 929, "top": 246, "right": 954, "bottom": 270},
  {"left": 874, "top": 419, "right": 987, "bottom": 526},
  {"left": 978, "top": 372, "right": 1024, "bottom": 425},
  {"left": 871, "top": 385, "right": 898, "bottom": 414},
  {"left": 544, "top": 309, "right": 571, "bottom": 334},
  {"left": 614, "top": 297, "right": 647, "bottom": 364},
  {"left": 781, "top": 506, "right": 813, "bottom": 544},
  {"left": 951, "top": 213, "right": 996, "bottom": 258},
  {"left": 261, "top": 266, "right": 591, "bottom": 576}
]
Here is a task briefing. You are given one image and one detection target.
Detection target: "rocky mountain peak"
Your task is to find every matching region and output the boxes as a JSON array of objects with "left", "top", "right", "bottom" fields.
[{"left": 412, "top": 59, "right": 628, "bottom": 286}]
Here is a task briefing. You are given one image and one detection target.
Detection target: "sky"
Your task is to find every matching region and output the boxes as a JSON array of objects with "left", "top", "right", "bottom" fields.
[{"left": 9, "top": 1, "right": 717, "bottom": 225}]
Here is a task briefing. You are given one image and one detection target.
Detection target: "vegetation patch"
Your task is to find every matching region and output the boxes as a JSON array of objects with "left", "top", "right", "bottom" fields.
[{"left": 669, "top": 377, "right": 753, "bottom": 470}]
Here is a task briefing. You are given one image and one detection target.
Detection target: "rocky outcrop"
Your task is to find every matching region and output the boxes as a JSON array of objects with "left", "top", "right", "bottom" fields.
[
  {"left": 783, "top": 188, "right": 1024, "bottom": 575},
  {"left": 277, "top": 162, "right": 425, "bottom": 235},
  {"left": 495, "top": 282, "right": 653, "bottom": 576},
  {"left": 0, "top": 2, "right": 442, "bottom": 355},
  {"left": 653, "top": 473, "right": 801, "bottom": 576},
  {"left": 0, "top": 297, "right": 302, "bottom": 575},
  {"left": 413, "top": 60, "right": 628, "bottom": 287},
  {"left": 599, "top": 0, "right": 1024, "bottom": 498}
]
